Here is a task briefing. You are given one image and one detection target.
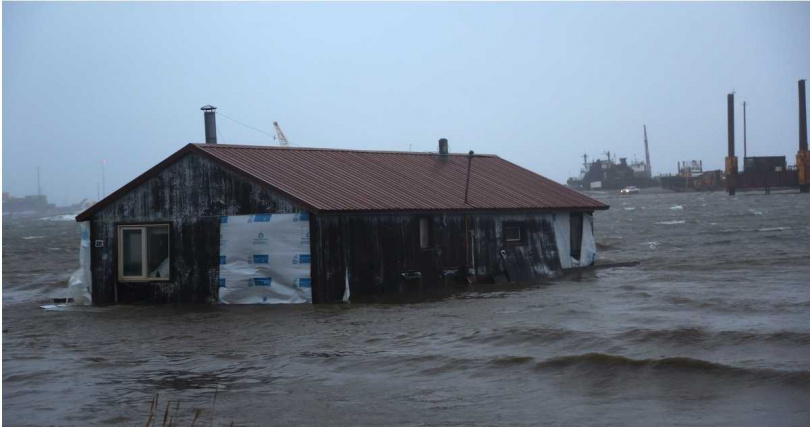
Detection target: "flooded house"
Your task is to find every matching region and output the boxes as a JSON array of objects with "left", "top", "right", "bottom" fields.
[{"left": 74, "top": 110, "right": 608, "bottom": 305}]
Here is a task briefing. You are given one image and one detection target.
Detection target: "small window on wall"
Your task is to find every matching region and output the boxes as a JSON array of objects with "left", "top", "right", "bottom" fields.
[
  {"left": 419, "top": 217, "right": 432, "bottom": 249},
  {"left": 570, "top": 212, "right": 584, "bottom": 259},
  {"left": 118, "top": 225, "right": 170, "bottom": 281},
  {"left": 503, "top": 222, "right": 525, "bottom": 244}
]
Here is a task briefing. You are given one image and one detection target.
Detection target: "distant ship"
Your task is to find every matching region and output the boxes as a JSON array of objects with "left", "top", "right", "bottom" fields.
[
  {"left": 566, "top": 126, "right": 658, "bottom": 191},
  {"left": 566, "top": 152, "right": 658, "bottom": 191}
]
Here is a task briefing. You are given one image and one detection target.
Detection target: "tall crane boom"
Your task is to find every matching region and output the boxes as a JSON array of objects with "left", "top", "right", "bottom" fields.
[
  {"left": 273, "top": 121, "right": 290, "bottom": 147},
  {"left": 643, "top": 125, "right": 651, "bottom": 177}
]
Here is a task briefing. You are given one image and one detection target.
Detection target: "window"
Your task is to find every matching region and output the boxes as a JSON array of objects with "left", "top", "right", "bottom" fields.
[
  {"left": 419, "top": 217, "right": 431, "bottom": 249},
  {"left": 570, "top": 212, "right": 583, "bottom": 259},
  {"left": 504, "top": 226, "right": 522, "bottom": 242},
  {"left": 502, "top": 222, "right": 526, "bottom": 244},
  {"left": 118, "top": 225, "right": 170, "bottom": 281}
]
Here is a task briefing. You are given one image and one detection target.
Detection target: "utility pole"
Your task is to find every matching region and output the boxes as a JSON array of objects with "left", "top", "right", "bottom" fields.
[
  {"left": 101, "top": 159, "right": 107, "bottom": 198},
  {"left": 97, "top": 183, "right": 100, "bottom": 201}
]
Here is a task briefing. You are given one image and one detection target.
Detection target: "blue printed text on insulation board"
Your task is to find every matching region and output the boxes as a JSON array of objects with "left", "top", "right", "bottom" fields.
[
  {"left": 249, "top": 277, "right": 273, "bottom": 287},
  {"left": 293, "top": 254, "right": 311, "bottom": 264},
  {"left": 250, "top": 254, "right": 270, "bottom": 264},
  {"left": 220, "top": 255, "right": 226, "bottom": 265},
  {"left": 250, "top": 214, "right": 272, "bottom": 223},
  {"left": 295, "top": 278, "right": 312, "bottom": 288}
]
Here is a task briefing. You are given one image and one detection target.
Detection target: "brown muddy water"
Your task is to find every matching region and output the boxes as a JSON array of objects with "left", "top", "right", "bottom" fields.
[{"left": 3, "top": 192, "right": 810, "bottom": 426}]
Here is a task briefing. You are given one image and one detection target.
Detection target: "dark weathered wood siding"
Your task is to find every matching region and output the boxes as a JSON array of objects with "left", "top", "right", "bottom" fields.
[
  {"left": 309, "top": 212, "right": 563, "bottom": 303},
  {"left": 86, "top": 151, "right": 578, "bottom": 305},
  {"left": 88, "top": 152, "right": 301, "bottom": 304}
]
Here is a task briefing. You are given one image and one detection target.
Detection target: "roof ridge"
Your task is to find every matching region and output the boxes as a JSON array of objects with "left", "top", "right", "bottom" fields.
[{"left": 193, "top": 143, "right": 498, "bottom": 157}]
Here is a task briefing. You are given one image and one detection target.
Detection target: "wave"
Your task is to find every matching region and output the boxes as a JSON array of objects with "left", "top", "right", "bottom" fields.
[
  {"left": 618, "top": 327, "right": 810, "bottom": 346},
  {"left": 533, "top": 353, "right": 810, "bottom": 384},
  {"left": 459, "top": 326, "right": 600, "bottom": 347},
  {"left": 664, "top": 296, "right": 810, "bottom": 314},
  {"left": 657, "top": 220, "right": 685, "bottom": 225},
  {"left": 670, "top": 205, "right": 684, "bottom": 210}
]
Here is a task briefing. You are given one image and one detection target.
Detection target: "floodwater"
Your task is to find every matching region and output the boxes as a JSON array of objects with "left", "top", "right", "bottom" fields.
[{"left": 3, "top": 191, "right": 810, "bottom": 426}]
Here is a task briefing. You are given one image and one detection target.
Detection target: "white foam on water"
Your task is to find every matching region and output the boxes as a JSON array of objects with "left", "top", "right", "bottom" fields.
[
  {"left": 670, "top": 205, "right": 684, "bottom": 210},
  {"left": 748, "top": 209, "right": 763, "bottom": 216},
  {"left": 657, "top": 220, "right": 686, "bottom": 225},
  {"left": 643, "top": 241, "right": 660, "bottom": 249},
  {"left": 624, "top": 207, "right": 636, "bottom": 211},
  {"left": 40, "top": 214, "right": 76, "bottom": 221},
  {"left": 757, "top": 226, "right": 790, "bottom": 232},
  {"left": 21, "top": 236, "right": 45, "bottom": 240}
]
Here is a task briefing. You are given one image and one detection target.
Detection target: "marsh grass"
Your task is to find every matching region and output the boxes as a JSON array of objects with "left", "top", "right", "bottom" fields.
[{"left": 143, "top": 390, "right": 234, "bottom": 427}]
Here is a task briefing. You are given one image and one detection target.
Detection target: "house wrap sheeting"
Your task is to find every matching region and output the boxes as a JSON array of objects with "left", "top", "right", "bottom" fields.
[
  {"left": 552, "top": 213, "right": 596, "bottom": 269},
  {"left": 218, "top": 213, "right": 312, "bottom": 304},
  {"left": 67, "top": 222, "right": 92, "bottom": 305}
]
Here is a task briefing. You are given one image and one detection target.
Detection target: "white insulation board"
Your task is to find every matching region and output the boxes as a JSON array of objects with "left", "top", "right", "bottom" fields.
[{"left": 218, "top": 213, "right": 312, "bottom": 304}]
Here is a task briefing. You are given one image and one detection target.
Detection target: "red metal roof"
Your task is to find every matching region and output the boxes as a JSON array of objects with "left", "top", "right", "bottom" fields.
[
  {"left": 77, "top": 143, "right": 607, "bottom": 221},
  {"left": 196, "top": 144, "right": 607, "bottom": 212}
]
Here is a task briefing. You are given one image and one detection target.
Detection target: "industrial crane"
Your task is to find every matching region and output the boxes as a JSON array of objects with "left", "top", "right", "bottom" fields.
[{"left": 273, "top": 121, "right": 290, "bottom": 147}]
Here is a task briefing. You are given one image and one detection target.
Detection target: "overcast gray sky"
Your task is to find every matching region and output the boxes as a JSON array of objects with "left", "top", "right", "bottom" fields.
[{"left": 3, "top": 2, "right": 809, "bottom": 205}]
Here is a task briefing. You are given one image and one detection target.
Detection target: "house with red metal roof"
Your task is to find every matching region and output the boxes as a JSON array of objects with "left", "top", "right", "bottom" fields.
[{"left": 75, "top": 108, "right": 608, "bottom": 305}]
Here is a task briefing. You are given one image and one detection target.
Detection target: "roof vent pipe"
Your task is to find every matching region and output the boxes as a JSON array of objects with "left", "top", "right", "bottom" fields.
[
  {"left": 439, "top": 138, "right": 449, "bottom": 156},
  {"left": 201, "top": 105, "right": 217, "bottom": 144}
]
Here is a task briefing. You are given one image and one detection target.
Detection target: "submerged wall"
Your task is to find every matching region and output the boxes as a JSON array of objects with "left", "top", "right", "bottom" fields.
[
  {"left": 87, "top": 153, "right": 301, "bottom": 304},
  {"left": 310, "top": 212, "right": 585, "bottom": 303}
]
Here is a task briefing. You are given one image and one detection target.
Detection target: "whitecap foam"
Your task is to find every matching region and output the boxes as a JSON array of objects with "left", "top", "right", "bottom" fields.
[
  {"left": 21, "top": 236, "right": 45, "bottom": 240},
  {"left": 40, "top": 214, "right": 77, "bottom": 221},
  {"left": 670, "top": 205, "right": 684, "bottom": 210},
  {"left": 643, "top": 242, "right": 660, "bottom": 249},
  {"left": 657, "top": 220, "right": 686, "bottom": 225},
  {"left": 757, "top": 226, "right": 790, "bottom": 232},
  {"left": 624, "top": 207, "right": 636, "bottom": 211}
]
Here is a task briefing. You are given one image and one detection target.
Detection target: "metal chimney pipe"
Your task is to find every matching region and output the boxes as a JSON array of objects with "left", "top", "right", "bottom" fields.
[
  {"left": 439, "top": 138, "right": 449, "bottom": 156},
  {"left": 800, "top": 80, "right": 808, "bottom": 152},
  {"left": 201, "top": 105, "right": 217, "bottom": 144}
]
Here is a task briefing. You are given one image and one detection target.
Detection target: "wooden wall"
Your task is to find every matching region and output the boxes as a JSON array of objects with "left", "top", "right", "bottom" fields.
[
  {"left": 87, "top": 152, "right": 301, "bottom": 304},
  {"left": 309, "top": 212, "right": 564, "bottom": 303}
]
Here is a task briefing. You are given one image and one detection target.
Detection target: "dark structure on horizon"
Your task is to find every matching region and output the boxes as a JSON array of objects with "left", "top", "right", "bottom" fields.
[
  {"left": 566, "top": 127, "right": 657, "bottom": 191},
  {"left": 75, "top": 109, "right": 608, "bottom": 305},
  {"left": 659, "top": 160, "right": 724, "bottom": 192},
  {"left": 725, "top": 79, "right": 810, "bottom": 195}
]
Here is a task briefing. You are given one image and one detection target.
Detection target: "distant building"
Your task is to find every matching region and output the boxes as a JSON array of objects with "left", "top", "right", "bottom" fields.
[{"left": 3, "top": 193, "right": 55, "bottom": 213}]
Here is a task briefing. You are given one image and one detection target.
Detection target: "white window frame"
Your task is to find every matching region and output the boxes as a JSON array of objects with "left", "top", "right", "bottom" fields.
[
  {"left": 504, "top": 226, "right": 522, "bottom": 242},
  {"left": 117, "top": 224, "right": 171, "bottom": 282}
]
